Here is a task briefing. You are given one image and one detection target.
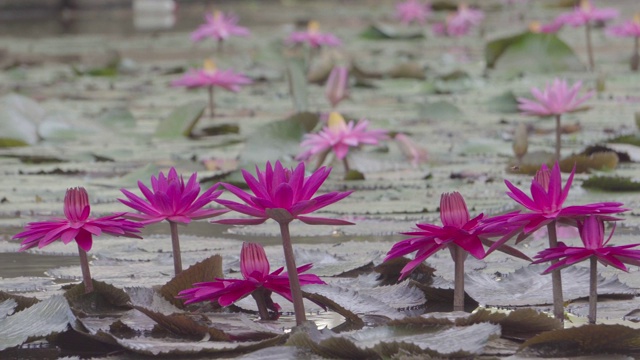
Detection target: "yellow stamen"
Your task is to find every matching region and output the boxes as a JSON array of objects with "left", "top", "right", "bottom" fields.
[
  {"left": 328, "top": 112, "right": 346, "bottom": 130},
  {"left": 213, "top": 10, "right": 222, "bottom": 21},
  {"left": 634, "top": 13, "right": 640, "bottom": 25},
  {"left": 579, "top": 0, "right": 591, "bottom": 11},
  {"left": 308, "top": 20, "right": 320, "bottom": 33},
  {"left": 529, "top": 21, "right": 541, "bottom": 33},
  {"left": 203, "top": 59, "right": 217, "bottom": 73}
]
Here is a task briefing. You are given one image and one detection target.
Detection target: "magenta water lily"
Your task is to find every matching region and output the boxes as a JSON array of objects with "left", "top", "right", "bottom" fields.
[
  {"left": 178, "top": 242, "right": 324, "bottom": 320},
  {"left": 395, "top": 0, "right": 432, "bottom": 26},
  {"left": 214, "top": 160, "right": 352, "bottom": 325},
  {"left": 119, "top": 167, "right": 227, "bottom": 275},
  {"left": 433, "top": 3, "right": 484, "bottom": 37},
  {"left": 13, "top": 187, "right": 143, "bottom": 293},
  {"left": 608, "top": 14, "right": 640, "bottom": 70},
  {"left": 191, "top": 10, "right": 250, "bottom": 47},
  {"left": 287, "top": 20, "right": 341, "bottom": 48}
]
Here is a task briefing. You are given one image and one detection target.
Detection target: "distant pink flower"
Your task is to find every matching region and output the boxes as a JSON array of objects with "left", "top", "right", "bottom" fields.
[
  {"left": 213, "top": 161, "right": 353, "bottom": 226},
  {"left": 533, "top": 216, "right": 640, "bottom": 273},
  {"left": 556, "top": 0, "right": 618, "bottom": 27},
  {"left": 190, "top": 10, "right": 250, "bottom": 43},
  {"left": 119, "top": 167, "right": 227, "bottom": 225},
  {"left": 385, "top": 192, "right": 516, "bottom": 279},
  {"left": 287, "top": 21, "right": 341, "bottom": 48},
  {"left": 501, "top": 162, "right": 627, "bottom": 236},
  {"left": 529, "top": 19, "right": 565, "bottom": 34},
  {"left": 432, "top": 4, "right": 484, "bottom": 37},
  {"left": 178, "top": 242, "right": 325, "bottom": 311},
  {"left": 395, "top": 0, "right": 432, "bottom": 25},
  {"left": 297, "top": 112, "right": 388, "bottom": 162},
  {"left": 14, "top": 187, "right": 142, "bottom": 252},
  {"left": 171, "top": 59, "right": 252, "bottom": 92},
  {"left": 607, "top": 14, "right": 640, "bottom": 38},
  {"left": 517, "top": 79, "right": 593, "bottom": 117},
  {"left": 325, "top": 66, "right": 349, "bottom": 109}
]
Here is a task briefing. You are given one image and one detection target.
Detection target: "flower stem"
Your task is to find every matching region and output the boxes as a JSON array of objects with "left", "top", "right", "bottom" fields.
[
  {"left": 585, "top": 22, "right": 594, "bottom": 71},
  {"left": 169, "top": 220, "right": 183, "bottom": 275},
  {"left": 589, "top": 256, "right": 598, "bottom": 324},
  {"left": 547, "top": 221, "right": 564, "bottom": 321},
  {"left": 278, "top": 221, "right": 307, "bottom": 325},
  {"left": 453, "top": 245, "right": 466, "bottom": 312},
  {"left": 554, "top": 114, "right": 562, "bottom": 162},
  {"left": 342, "top": 158, "right": 350, "bottom": 174},
  {"left": 632, "top": 37, "right": 639, "bottom": 71},
  {"left": 251, "top": 288, "right": 272, "bottom": 321},
  {"left": 77, "top": 245, "right": 93, "bottom": 293},
  {"left": 208, "top": 86, "right": 215, "bottom": 118}
]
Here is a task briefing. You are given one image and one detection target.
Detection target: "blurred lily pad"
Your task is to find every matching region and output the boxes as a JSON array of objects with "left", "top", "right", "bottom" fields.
[
  {"left": 485, "top": 32, "right": 585, "bottom": 75},
  {"left": 154, "top": 101, "right": 207, "bottom": 138},
  {"left": 418, "top": 101, "right": 465, "bottom": 122},
  {"left": 360, "top": 24, "right": 424, "bottom": 40},
  {"left": 486, "top": 91, "right": 521, "bottom": 113},
  {"left": 582, "top": 175, "right": 640, "bottom": 192}
]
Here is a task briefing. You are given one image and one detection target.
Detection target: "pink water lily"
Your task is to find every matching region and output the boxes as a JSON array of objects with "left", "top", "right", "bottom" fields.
[
  {"left": 529, "top": 19, "right": 565, "bottom": 34},
  {"left": 213, "top": 160, "right": 352, "bottom": 226},
  {"left": 297, "top": 112, "right": 388, "bottom": 173},
  {"left": 395, "top": 0, "right": 432, "bottom": 26},
  {"left": 15, "top": 187, "right": 142, "bottom": 252},
  {"left": 119, "top": 167, "right": 226, "bottom": 275},
  {"left": 13, "top": 187, "right": 143, "bottom": 293},
  {"left": 119, "top": 167, "right": 226, "bottom": 225},
  {"left": 178, "top": 242, "right": 325, "bottom": 319},
  {"left": 286, "top": 20, "right": 341, "bottom": 48},
  {"left": 171, "top": 59, "right": 252, "bottom": 92},
  {"left": 533, "top": 216, "right": 640, "bottom": 274},
  {"left": 325, "top": 66, "right": 349, "bottom": 109},
  {"left": 607, "top": 14, "right": 640, "bottom": 71},
  {"left": 555, "top": 0, "right": 618, "bottom": 27},
  {"left": 517, "top": 79, "right": 593, "bottom": 160},
  {"left": 190, "top": 10, "right": 250, "bottom": 43}
]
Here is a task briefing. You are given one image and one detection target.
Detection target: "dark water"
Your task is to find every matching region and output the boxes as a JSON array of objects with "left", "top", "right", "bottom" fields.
[{"left": 0, "top": 252, "right": 79, "bottom": 278}]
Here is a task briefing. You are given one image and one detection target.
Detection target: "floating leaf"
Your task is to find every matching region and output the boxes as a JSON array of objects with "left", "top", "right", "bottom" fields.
[
  {"left": 360, "top": 24, "right": 424, "bottom": 40},
  {"left": 286, "top": 57, "right": 308, "bottom": 113},
  {"left": 458, "top": 308, "right": 562, "bottom": 341},
  {"left": 159, "top": 255, "right": 223, "bottom": 309},
  {"left": 582, "top": 175, "right": 640, "bottom": 192},
  {"left": 64, "top": 279, "right": 132, "bottom": 314},
  {"left": 135, "top": 306, "right": 230, "bottom": 341},
  {"left": 485, "top": 32, "right": 585, "bottom": 75},
  {"left": 0, "top": 93, "right": 43, "bottom": 146},
  {"left": 418, "top": 101, "right": 465, "bottom": 122},
  {"left": 97, "top": 107, "right": 136, "bottom": 129},
  {"left": 486, "top": 91, "right": 521, "bottom": 113},
  {"left": 154, "top": 101, "right": 207, "bottom": 138},
  {"left": 240, "top": 112, "right": 318, "bottom": 167},
  {"left": 520, "top": 324, "right": 640, "bottom": 357},
  {"left": 0, "top": 291, "right": 40, "bottom": 312},
  {"left": 0, "top": 295, "right": 75, "bottom": 351},
  {"left": 388, "top": 62, "right": 426, "bottom": 79}
]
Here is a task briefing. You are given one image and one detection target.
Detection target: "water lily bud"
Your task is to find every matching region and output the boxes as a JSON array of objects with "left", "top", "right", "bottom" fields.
[
  {"left": 512, "top": 122, "right": 528, "bottom": 161},
  {"left": 325, "top": 66, "right": 349, "bottom": 108}
]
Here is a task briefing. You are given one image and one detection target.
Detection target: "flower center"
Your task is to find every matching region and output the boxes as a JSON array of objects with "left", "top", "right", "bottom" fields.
[
  {"left": 203, "top": 59, "right": 217, "bottom": 75},
  {"left": 328, "top": 112, "right": 347, "bottom": 133},
  {"left": 307, "top": 20, "right": 320, "bottom": 34},
  {"left": 579, "top": 0, "right": 591, "bottom": 12},
  {"left": 528, "top": 21, "right": 541, "bottom": 33}
]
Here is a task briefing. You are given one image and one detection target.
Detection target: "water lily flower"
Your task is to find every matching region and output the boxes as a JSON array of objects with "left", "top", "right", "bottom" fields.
[
  {"left": 555, "top": 0, "right": 619, "bottom": 70},
  {"left": 119, "top": 167, "right": 227, "bottom": 275},
  {"left": 213, "top": 161, "right": 352, "bottom": 325},
  {"left": 13, "top": 187, "right": 143, "bottom": 293},
  {"left": 517, "top": 79, "right": 593, "bottom": 160},
  {"left": 528, "top": 19, "right": 564, "bottom": 34},
  {"left": 385, "top": 192, "right": 526, "bottom": 311},
  {"left": 296, "top": 112, "right": 388, "bottom": 174},
  {"left": 190, "top": 10, "right": 250, "bottom": 45},
  {"left": 532, "top": 216, "right": 640, "bottom": 323},
  {"left": 395, "top": 0, "right": 432, "bottom": 26},
  {"left": 432, "top": 4, "right": 483, "bottom": 37},
  {"left": 286, "top": 20, "right": 341, "bottom": 48},
  {"left": 607, "top": 14, "right": 640, "bottom": 70},
  {"left": 325, "top": 66, "right": 349, "bottom": 109},
  {"left": 171, "top": 59, "right": 252, "bottom": 118},
  {"left": 490, "top": 162, "right": 628, "bottom": 320},
  {"left": 178, "top": 242, "right": 325, "bottom": 320}
]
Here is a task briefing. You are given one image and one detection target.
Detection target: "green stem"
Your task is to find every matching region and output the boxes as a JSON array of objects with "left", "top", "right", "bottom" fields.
[
  {"left": 586, "top": 22, "right": 594, "bottom": 71},
  {"left": 554, "top": 114, "right": 562, "bottom": 162},
  {"left": 589, "top": 256, "right": 598, "bottom": 324},
  {"left": 77, "top": 245, "right": 93, "bottom": 293},
  {"left": 278, "top": 221, "right": 307, "bottom": 325},
  {"left": 632, "top": 37, "right": 639, "bottom": 71},
  {"left": 208, "top": 86, "right": 215, "bottom": 118},
  {"left": 547, "top": 221, "right": 564, "bottom": 321},
  {"left": 342, "top": 158, "right": 350, "bottom": 174},
  {"left": 252, "top": 288, "right": 272, "bottom": 321},
  {"left": 453, "top": 245, "right": 466, "bottom": 312},
  {"left": 169, "top": 220, "right": 183, "bottom": 275}
]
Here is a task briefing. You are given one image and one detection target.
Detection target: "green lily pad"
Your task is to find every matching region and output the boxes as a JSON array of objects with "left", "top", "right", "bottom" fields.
[
  {"left": 97, "top": 108, "right": 137, "bottom": 129},
  {"left": 485, "top": 32, "right": 585, "bottom": 75},
  {"left": 154, "top": 101, "right": 207, "bottom": 138},
  {"left": 360, "top": 24, "right": 424, "bottom": 40},
  {"left": 486, "top": 91, "right": 521, "bottom": 113},
  {"left": 418, "top": 101, "right": 465, "bottom": 122},
  {"left": 286, "top": 57, "right": 308, "bottom": 113}
]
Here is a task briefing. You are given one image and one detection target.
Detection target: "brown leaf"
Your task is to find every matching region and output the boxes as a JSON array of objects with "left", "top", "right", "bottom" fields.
[
  {"left": 159, "top": 255, "right": 223, "bottom": 309},
  {"left": 135, "top": 305, "right": 229, "bottom": 341},
  {"left": 64, "top": 279, "right": 132, "bottom": 314}
]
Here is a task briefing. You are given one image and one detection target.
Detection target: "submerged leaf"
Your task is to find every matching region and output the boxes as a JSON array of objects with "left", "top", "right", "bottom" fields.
[
  {"left": 154, "top": 101, "right": 207, "bottom": 138},
  {"left": 520, "top": 324, "right": 640, "bottom": 357},
  {"left": 0, "top": 295, "right": 75, "bottom": 351},
  {"left": 160, "top": 255, "right": 223, "bottom": 309}
]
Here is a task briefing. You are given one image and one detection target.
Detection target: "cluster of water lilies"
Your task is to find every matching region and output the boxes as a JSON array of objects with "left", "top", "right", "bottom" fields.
[{"left": 11, "top": 1, "right": 640, "bottom": 332}]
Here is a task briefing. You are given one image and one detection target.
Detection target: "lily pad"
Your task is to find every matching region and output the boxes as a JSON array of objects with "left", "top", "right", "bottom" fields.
[
  {"left": 0, "top": 93, "right": 43, "bottom": 146},
  {"left": 485, "top": 32, "right": 585, "bottom": 75},
  {"left": 582, "top": 175, "right": 640, "bottom": 192},
  {"left": 159, "top": 255, "right": 223, "bottom": 309},
  {"left": 360, "top": 24, "right": 424, "bottom": 40},
  {"left": 154, "top": 101, "right": 207, "bottom": 138},
  {"left": 418, "top": 101, "right": 465, "bottom": 122}
]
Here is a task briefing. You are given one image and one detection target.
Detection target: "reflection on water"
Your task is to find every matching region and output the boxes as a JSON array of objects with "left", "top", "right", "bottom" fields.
[{"left": 0, "top": 252, "right": 78, "bottom": 278}]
